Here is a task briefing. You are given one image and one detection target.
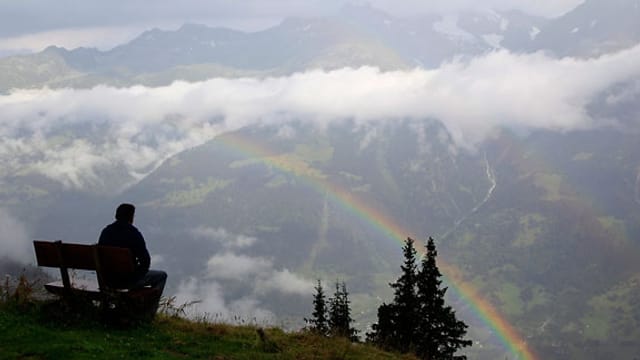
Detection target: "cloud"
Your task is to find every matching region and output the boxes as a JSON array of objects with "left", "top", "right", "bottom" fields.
[
  {"left": 1, "top": 45, "right": 639, "bottom": 189},
  {"left": 0, "top": 208, "right": 33, "bottom": 264},
  {"left": 206, "top": 252, "right": 273, "bottom": 280},
  {"left": 173, "top": 248, "right": 311, "bottom": 323},
  {"left": 203, "top": 250, "right": 313, "bottom": 294},
  {"left": 368, "top": 0, "right": 585, "bottom": 18},
  {"left": 606, "top": 79, "right": 640, "bottom": 106},
  {"left": 151, "top": 254, "right": 165, "bottom": 268},
  {"left": 191, "top": 226, "right": 258, "bottom": 249},
  {"left": 174, "top": 277, "right": 230, "bottom": 316},
  {"left": 175, "top": 276, "right": 277, "bottom": 323},
  {"left": 256, "top": 269, "right": 315, "bottom": 296}
]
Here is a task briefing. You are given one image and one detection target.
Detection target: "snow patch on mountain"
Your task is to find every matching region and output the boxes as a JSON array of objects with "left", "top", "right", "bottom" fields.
[
  {"left": 530, "top": 26, "right": 541, "bottom": 40},
  {"left": 433, "top": 15, "right": 476, "bottom": 42},
  {"left": 482, "top": 34, "right": 504, "bottom": 48}
]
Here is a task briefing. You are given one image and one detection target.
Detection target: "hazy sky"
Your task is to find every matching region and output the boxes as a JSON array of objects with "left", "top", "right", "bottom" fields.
[{"left": 0, "top": 0, "right": 585, "bottom": 53}]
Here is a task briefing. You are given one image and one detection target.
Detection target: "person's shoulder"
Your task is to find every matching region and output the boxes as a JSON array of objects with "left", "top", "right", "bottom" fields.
[
  {"left": 98, "top": 221, "right": 118, "bottom": 244},
  {"left": 100, "top": 221, "right": 117, "bottom": 233},
  {"left": 128, "top": 223, "right": 145, "bottom": 238},
  {"left": 101, "top": 221, "right": 133, "bottom": 235}
]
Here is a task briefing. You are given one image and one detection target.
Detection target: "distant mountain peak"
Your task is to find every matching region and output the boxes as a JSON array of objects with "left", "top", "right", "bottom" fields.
[{"left": 179, "top": 23, "right": 210, "bottom": 31}]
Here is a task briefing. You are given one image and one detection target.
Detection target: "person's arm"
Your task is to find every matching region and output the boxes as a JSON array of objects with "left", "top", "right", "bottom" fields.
[{"left": 132, "top": 227, "right": 151, "bottom": 272}]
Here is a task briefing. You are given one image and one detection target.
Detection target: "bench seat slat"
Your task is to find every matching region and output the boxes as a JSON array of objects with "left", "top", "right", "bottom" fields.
[
  {"left": 44, "top": 280, "right": 103, "bottom": 300},
  {"left": 44, "top": 279, "right": 132, "bottom": 294}
]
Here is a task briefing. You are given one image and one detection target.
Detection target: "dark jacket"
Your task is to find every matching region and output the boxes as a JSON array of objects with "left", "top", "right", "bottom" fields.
[{"left": 98, "top": 220, "right": 151, "bottom": 286}]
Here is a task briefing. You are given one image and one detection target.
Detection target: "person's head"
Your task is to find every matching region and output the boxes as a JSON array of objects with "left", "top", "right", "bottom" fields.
[{"left": 115, "top": 203, "right": 136, "bottom": 224}]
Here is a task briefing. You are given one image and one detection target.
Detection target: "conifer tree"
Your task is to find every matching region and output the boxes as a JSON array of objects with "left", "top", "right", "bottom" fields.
[
  {"left": 366, "top": 302, "right": 396, "bottom": 349},
  {"left": 328, "top": 281, "right": 358, "bottom": 341},
  {"left": 306, "top": 279, "right": 329, "bottom": 336},
  {"left": 390, "top": 237, "right": 419, "bottom": 352},
  {"left": 415, "top": 237, "right": 472, "bottom": 360},
  {"left": 368, "top": 237, "right": 472, "bottom": 359},
  {"left": 368, "top": 238, "right": 418, "bottom": 352}
]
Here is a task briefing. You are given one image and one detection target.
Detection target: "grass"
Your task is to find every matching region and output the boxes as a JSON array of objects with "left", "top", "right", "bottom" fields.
[
  {"left": 0, "top": 278, "right": 413, "bottom": 360},
  {"left": 596, "top": 216, "right": 628, "bottom": 247},
  {"left": 293, "top": 143, "right": 334, "bottom": 164},
  {"left": 525, "top": 286, "right": 550, "bottom": 311},
  {"left": 532, "top": 173, "right": 564, "bottom": 201},
  {"left": 0, "top": 305, "right": 413, "bottom": 360},
  {"left": 580, "top": 273, "right": 640, "bottom": 342},
  {"left": 572, "top": 152, "right": 593, "bottom": 161},
  {"left": 513, "top": 213, "right": 545, "bottom": 247},
  {"left": 581, "top": 312, "right": 610, "bottom": 341},
  {"left": 157, "top": 177, "right": 232, "bottom": 207},
  {"left": 495, "top": 282, "right": 524, "bottom": 317}
]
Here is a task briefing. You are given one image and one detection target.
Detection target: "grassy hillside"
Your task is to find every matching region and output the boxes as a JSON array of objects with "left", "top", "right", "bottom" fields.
[{"left": 0, "top": 300, "right": 413, "bottom": 360}]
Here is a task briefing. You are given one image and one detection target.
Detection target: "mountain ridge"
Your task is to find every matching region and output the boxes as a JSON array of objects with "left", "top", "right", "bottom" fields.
[{"left": 2, "top": 0, "right": 639, "bottom": 93}]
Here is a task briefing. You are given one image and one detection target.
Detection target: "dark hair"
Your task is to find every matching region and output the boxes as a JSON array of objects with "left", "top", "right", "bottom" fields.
[{"left": 115, "top": 203, "right": 136, "bottom": 222}]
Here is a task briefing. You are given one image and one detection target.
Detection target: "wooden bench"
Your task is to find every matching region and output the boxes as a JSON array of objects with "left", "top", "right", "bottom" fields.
[{"left": 33, "top": 240, "right": 159, "bottom": 319}]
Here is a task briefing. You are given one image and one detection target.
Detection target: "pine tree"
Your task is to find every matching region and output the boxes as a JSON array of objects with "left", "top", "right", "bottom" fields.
[
  {"left": 369, "top": 237, "right": 472, "bottom": 359},
  {"left": 366, "top": 302, "right": 396, "bottom": 349},
  {"left": 368, "top": 237, "right": 419, "bottom": 352},
  {"left": 328, "top": 281, "right": 358, "bottom": 341},
  {"left": 390, "top": 237, "right": 419, "bottom": 352},
  {"left": 339, "top": 282, "right": 359, "bottom": 342},
  {"left": 328, "top": 281, "right": 341, "bottom": 335},
  {"left": 306, "top": 279, "right": 329, "bottom": 336},
  {"left": 415, "top": 237, "right": 472, "bottom": 360}
]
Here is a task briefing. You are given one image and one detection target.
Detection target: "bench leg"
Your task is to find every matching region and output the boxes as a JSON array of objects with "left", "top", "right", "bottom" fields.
[{"left": 98, "top": 289, "right": 161, "bottom": 325}]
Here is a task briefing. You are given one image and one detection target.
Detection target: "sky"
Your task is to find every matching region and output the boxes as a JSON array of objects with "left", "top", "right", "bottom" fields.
[{"left": 0, "top": 0, "right": 585, "bottom": 54}]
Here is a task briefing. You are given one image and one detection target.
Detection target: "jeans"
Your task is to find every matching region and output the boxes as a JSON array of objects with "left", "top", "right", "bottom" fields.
[
  {"left": 134, "top": 269, "right": 167, "bottom": 294},
  {"left": 132, "top": 269, "right": 167, "bottom": 317}
]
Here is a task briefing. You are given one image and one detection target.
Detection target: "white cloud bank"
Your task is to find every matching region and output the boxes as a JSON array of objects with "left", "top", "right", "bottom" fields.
[
  {"left": 175, "top": 228, "right": 312, "bottom": 322},
  {"left": 203, "top": 252, "right": 312, "bottom": 296},
  {"left": 1, "top": 45, "right": 639, "bottom": 189},
  {"left": 369, "top": 0, "right": 585, "bottom": 18},
  {"left": 174, "top": 277, "right": 277, "bottom": 323},
  {"left": 173, "top": 249, "right": 312, "bottom": 323},
  {"left": 0, "top": 208, "right": 33, "bottom": 264},
  {"left": 191, "top": 226, "right": 258, "bottom": 249},
  {"left": 206, "top": 252, "right": 273, "bottom": 280}
]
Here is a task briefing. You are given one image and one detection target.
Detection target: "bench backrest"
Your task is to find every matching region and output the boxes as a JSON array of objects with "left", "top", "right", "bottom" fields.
[{"left": 33, "top": 240, "right": 136, "bottom": 292}]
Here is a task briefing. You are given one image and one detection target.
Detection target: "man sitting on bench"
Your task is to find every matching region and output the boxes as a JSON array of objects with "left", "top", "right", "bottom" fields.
[{"left": 99, "top": 203, "right": 167, "bottom": 308}]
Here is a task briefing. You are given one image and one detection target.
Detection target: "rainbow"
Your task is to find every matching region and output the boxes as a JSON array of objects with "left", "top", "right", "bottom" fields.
[{"left": 216, "top": 131, "right": 537, "bottom": 360}]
